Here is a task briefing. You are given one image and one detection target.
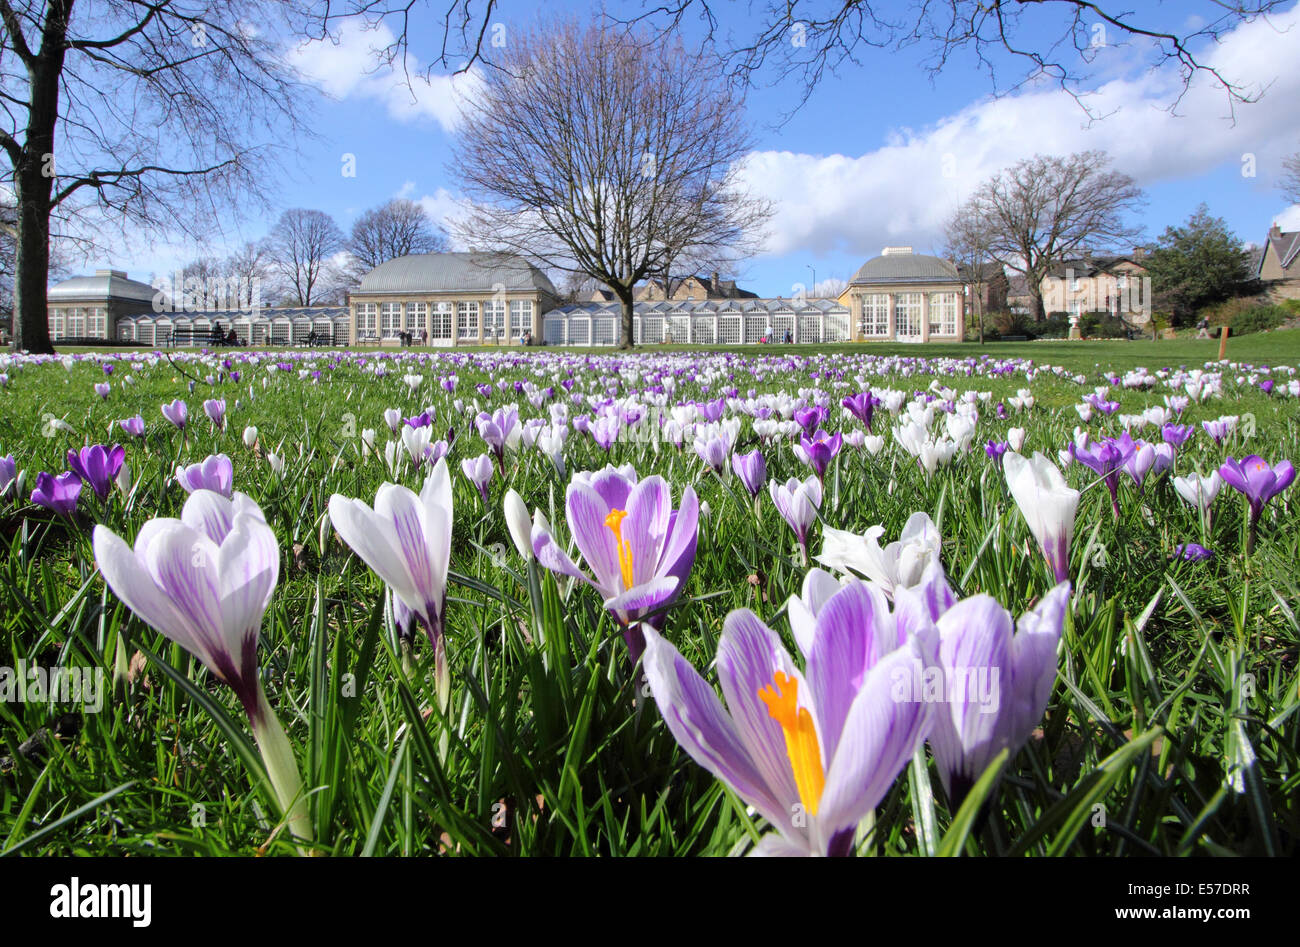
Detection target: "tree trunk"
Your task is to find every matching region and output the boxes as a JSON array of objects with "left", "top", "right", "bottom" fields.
[
  {"left": 12, "top": 2, "right": 71, "bottom": 355},
  {"left": 616, "top": 285, "right": 635, "bottom": 350},
  {"left": 14, "top": 179, "right": 54, "bottom": 354},
  {"left": 1030, "top": 288, "right": 1047, "bottom": 323}
]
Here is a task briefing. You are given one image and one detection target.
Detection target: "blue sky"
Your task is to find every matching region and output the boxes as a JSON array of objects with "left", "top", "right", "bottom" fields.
[{"left": 110, "top": 0, "right": 1300, "bottom": 296}]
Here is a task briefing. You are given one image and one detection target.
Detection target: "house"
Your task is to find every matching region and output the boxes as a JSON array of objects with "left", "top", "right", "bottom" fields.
[
  {"left": 838, "top": 247, "right": 966, "bottom": 342},
  {"left": 1257, "top": 224, "right": 1300, "bottom": 300},
  {"left": 954, "top": 262, "right": 1009, "bottom": 318},
  {"left": 1040, "top": 251, "right": 1150, "bottom": 319},
  {"left": 634, "top": 271, "right": 758, "bottom": 302}
]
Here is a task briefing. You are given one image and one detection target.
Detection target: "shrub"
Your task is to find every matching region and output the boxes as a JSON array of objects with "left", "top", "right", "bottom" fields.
[
  {"left": 1078, "top": 312, "right": 1129, "bottom": 339},
  {"left": 1229, "top": 304, "right": 1286, "bottom": 336},
  {"left": 1201, "top": 295, "right": 1267, "bottom": 327}
]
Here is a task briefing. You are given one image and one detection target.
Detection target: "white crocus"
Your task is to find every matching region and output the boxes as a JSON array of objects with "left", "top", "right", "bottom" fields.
[
  {"left": 815, "top": 510, "right": 941, "bottom": 597},
  {"left": 1004, "top": 451, "right": 1079, "bottom": 584}
]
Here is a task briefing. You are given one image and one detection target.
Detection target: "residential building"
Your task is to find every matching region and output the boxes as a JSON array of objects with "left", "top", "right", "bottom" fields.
[
  {"left": 1257, "top": 224, "right": 1300, "bottom": 300},
  {"left": 634, "top": 272, "right": 758, "bottom": 302}
]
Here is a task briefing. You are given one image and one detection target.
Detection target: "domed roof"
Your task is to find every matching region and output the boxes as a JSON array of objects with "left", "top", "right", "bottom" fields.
[
  {"left": 850, "top": 249, "right": 960, "bottom": 284},
  {"left": 356, "top": 252, "right": 557, "bottom": 296}
]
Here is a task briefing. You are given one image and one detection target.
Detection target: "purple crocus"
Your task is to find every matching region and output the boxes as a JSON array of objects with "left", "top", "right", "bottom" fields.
[
  {"left": 794, "top": 430, "right": 843, "bottom": 482},
  {"left": 1201, "top": 417, "right": 1236, "bottom": 445},
  {"left": 66, "top": 444, "right": 126, "bottom": 501},
  {"left": 1218, "top": 455, "right": 1295, "bottom": 552},
  {"left": 94, "top": 382, "right": 111, "bottom": 400},
  {"left": 329, "top": 460, "right": 452, "bottom": 656},
  {"left": 1162, "top": 423, "right": 1193, "bottom": 448},
  {"left": 161, "top": 399, "right": 188, "bottom": 431},
  {"left": 641, "top": 576, "right": 938, "bottom": 856},
  {"left": 841, "top": 392, "right": 877, "bottom": 430},
  {"left": 914, "top": 567, "right": 1072, "bottom": 806},
  {"left": 460, "top": 453, "right": 494, "bottom": 504},
  {"left": 1122, "top": 440, "right": 1156, "bottom": 492},
  {"left": 984, "top": 440, "right": 1009, "bottom": 468},
  {"left": 1070, "top": 435, "right": 1136, "bottom": 517},
  {"left": 0, "top": 455, "right": 15, "bottom": 497},
  {"left": 532, "top": 464, "right": 698, "bottom": 663},
  {"left": 731, "top": 448, "right": 767, "bottom": 502},
  {"left": 203, "top": 398, "right": 227, "bottom": 431},
  {"left": 1173, "top": 543, "right": 1214, "bottom": 561},
  {"left": 476, "top": 405, "right": 520, "bottom": 464},
  {"left": 175, "top": 454, "right": 234, "bottom": 497},
  {"left": 770, "top": 475, "right": 823, "bottom": 564},
  {"left": 119, "top": 416, "right": 146, "bottom": 438},
  {"left": 793, "top": 405, "right": 828, "bottom": 437},
  {"left": 31, "top": 471, "right": 82, "bottom": 516}
]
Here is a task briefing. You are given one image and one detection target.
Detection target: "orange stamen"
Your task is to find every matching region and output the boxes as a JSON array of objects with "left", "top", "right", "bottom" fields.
[
  {"left": 757, "top": 671, "right": 825, "bottom": 815},
  {"left": 604, "top": 508, "right": 635, "bottom": 589}
]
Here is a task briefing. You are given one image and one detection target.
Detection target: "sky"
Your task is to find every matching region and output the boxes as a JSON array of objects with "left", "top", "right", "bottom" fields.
[{"left": 94, "top": 0, "right": 1300, "bottom": 298}]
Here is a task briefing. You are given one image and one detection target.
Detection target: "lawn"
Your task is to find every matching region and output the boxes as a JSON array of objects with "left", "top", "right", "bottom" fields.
[{"left": 0, "top": 335, "right": 1296, "bottom": 856}]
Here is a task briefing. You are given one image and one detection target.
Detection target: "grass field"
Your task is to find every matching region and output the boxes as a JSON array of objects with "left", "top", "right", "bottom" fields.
[{"left": 0, "top": 333, "right": 1296, "bottom": 856}]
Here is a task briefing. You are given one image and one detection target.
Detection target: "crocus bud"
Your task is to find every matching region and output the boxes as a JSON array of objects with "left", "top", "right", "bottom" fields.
[
  {"left": 243, "top": 426, "right": 259, "bottom": 449},
  {"left": 1008, "top": 427, "right": 1026, "bottom": 452},
  {"left": 504, "top": 489, "right": 533, "bottom": 560},
  {"left": 115, "top": 462, "right": 132, "bottom": 496}
]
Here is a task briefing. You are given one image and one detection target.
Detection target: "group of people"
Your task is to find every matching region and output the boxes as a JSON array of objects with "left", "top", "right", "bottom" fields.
[
  {"left": 397, "top": 329, "right": 426, "bottom": 347},
  {"left": 208, "top": 323, "right": 239, "bottom": 347}
]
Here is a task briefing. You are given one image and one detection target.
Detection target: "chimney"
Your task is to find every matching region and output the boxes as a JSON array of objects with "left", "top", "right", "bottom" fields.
[
  {"left": 1131, "top": 246, "right": 1146, "bottom": 261},
  {"left": 1270, "top": 223, "right": 1284, "bottom": 240},
  {"left": 711, "top": 271, "right": 720, "bottom": 295},
  {"left": 95, "top": 268, "right": 127, "bottom": 279}
]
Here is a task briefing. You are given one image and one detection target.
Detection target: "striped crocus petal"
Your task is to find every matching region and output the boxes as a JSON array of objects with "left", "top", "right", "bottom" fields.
[
  {"left": 785, "top": 568, "right": 843, "bottom": 658},
  {"left": 804, "top": 580, "right": 901, "bottom": 763},
  {"left": 92, "top": 507, "right": 277, "bottom": 720},
  {"left": 929, "top": 595, "right": 1014, "bottom": 796},
  {"left": 816, "top": 630, "right": 938, "bottom": 835},
  {"left": 641, "top": 625, "right": 796, "bottom": 840},
  {"left": 181, "top": 490, "right": 266, "bottom": 544},
  {"left": 621, "top": 476, "right": 672, "bottom": 587},
  {"left": 328, "top": 458, "right": 451, "bottom": 644},
  {"left": 714, "top": 609, "right": 807, "bottom": 832}
]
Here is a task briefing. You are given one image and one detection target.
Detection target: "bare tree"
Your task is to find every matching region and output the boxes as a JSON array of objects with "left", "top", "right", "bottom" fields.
[
  {"left": 323, "top": 2, "right": 1284, "bottom": 122},
  {"left": 952, "top": 151, "right": 1145, "bottom": 322},
  {"left": 1, "top": 0, "right": 315, "bottom": 353},
  {"left": 225, "top": 240, "right": 272, "bottom": 294},
  {"left": 944, "top": 208, "right": 996, "bottom": 343},
  {"left": 346, "top": 198, "right": 448, "bottom": 276},
  {"left": 1281, "top": 151, "right": 1300, "bottom": 206},
  {"left": 266, "top": 208, "right": 345, "bottom": 306},
  {"left": 449, "top": 18, "right": 771, "bottom": 349}
]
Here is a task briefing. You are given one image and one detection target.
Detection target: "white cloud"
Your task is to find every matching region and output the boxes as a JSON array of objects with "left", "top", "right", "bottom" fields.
[
  {"left": 415, "top": 188, "right": 471, "bottom": 248},
  {"left": 1277, "top": 204, "right": 1300, "bottom": 230},
  {"left": 739, "top": 3, "right": 1300, "bottom": 257},
  {"left": 287, "top": 22, "right": 482, "bottom": 133}
]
